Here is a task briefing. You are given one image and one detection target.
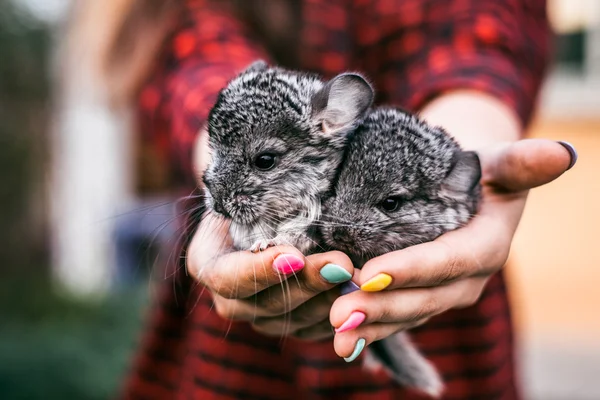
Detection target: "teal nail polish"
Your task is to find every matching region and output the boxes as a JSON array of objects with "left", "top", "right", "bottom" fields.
[
  {"left": 320, "top": 263, "right": 352, "bottom": 283},
  {"left": 344, "top": 338, "right": 366, "bottom": 362}
]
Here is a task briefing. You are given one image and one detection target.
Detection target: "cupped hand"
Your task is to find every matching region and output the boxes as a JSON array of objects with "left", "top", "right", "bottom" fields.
[
  {"left": 187, "top": 129, "right": 355, "bottom": 340},
  {"left": 330, "top": 139, "right": 577, "bottom": 360}
]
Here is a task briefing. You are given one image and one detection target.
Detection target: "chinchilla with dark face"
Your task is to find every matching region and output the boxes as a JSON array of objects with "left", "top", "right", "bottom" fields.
[
  {"left": 203, "top": 60, "right": 373, "bottom": 253},
  {"left": 321, "top": 107, "right": 482, "bottom": 397}
]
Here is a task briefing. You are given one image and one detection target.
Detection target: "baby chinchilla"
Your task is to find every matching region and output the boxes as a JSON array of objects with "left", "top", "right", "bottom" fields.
[
  {"left": 321, "top": 107, "right": 482, "bottom": 397},
  {"left": 203, "top": 60, "right": 374, "bottom": 253}
]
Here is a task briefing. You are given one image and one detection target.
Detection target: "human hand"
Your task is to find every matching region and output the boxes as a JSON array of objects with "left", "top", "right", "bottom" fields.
[
  {"left": 187, "top": 129, "right": 356, "bottom": 340},
  {"left": 329, "top": 138, "right": 577, "bottom": 360}
]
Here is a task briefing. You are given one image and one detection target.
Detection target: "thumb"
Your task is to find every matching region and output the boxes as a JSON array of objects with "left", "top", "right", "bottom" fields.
[
  {"left": 193, "top": 126, "right": 210, "bottom": 187},
  {"left": 480, "top": 139, "right": 577, "bottom": 193}
]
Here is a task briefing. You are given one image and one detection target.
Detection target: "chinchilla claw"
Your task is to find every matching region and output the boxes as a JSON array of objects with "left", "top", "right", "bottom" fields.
[{"left": 248, "top": 239, "right": 277, "bottom": 253}]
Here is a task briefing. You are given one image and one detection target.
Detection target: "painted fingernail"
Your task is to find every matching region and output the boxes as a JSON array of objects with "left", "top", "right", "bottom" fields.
[
  {"left": 340, "top": 281, "right": 360, "bottom": 295},
  {"left": 335, "top": 311, "right": 366, "bottom": 333},
  {"left": 320, "top": 263, "right": 352, "bottom": 283},
  {"left": 273, "top": 254, "right": 305, "bottom": 275},
  {"left": 344, "top": 338, "right": 366, "bottom": 362},
  {"left": 361, "top": 273, "right": 392, "bottom": 292},
  {"left": 557, "top": 141, "right": 578, "bottom": 170}
]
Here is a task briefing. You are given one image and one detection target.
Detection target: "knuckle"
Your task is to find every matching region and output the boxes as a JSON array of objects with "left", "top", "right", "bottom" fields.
[
  {"left": 253, "top": 294, "right": 283, "bottom": 316},
  {"left": 294, "top": 323, "right": 333, "bottom": 341},
  {"left": 328, "top": 251, "right": 353, "bottom": 268},
  {"left": 251, "top": 293, "right": 269, "bottom": 309},
  {"left": 464, "top": 292, "right": 481, "bottom": 308},
  {"left": 212, "top": 282, "right": 240, "bottom": 300},
  {"left": 409, "top": 294, "right": 441, "bottom": 321},
  {"left": 413, "top": 317, "right": 430, "bottom": 328},
  {"left": 489, "top": 246, "right": 510, "bottom": 271},
  {"left": 439, "top": 250, "right": 464, "bottom": 284},
  {"left": 185, "top": 256, "right": 199, "bottom": 280},
  {"left": 455, "top": 294, "right": 476, "bottom": 309},
  {"left": 189, "top": 257, "right": 207, "bottom": 283},
  {"left": 302, "top": 275, "right": 325, "bottom": 294},
  {"left": 213, "top": 298, "right": 234, "bottom": 320},
  {"left": 250, "top": 317, "right": 271, "bottom": 331},
  {"left": 377, "top": 304, "right": 394, "bottom": 323},
  {"left": 456, "top": 280, "right": 486, "bottom": 308},
  {"left": 252, "top": 318, "right": 299, "bottom": 337},
  {"left": 199, "top": 269, "right": 225, "bottom": 295},
  {"left": 291, "top": 307, "right": 317, "bottom": 325},
  {"left": 250, "top": 322, "right": 279, "bottom": 337}
]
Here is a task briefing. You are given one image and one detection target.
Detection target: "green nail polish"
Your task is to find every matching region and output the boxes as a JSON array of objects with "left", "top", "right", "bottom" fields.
[
  {"left": 320, "top": 263, "right": 352, "bottom": 283},
  {"left": 344, "top": 338, "right": 366, "bottom": 362}
]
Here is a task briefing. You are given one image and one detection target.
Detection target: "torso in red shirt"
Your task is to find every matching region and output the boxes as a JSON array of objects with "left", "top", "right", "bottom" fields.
[{"left": 123, "top": 1, "right": 550, "bottom": 398}]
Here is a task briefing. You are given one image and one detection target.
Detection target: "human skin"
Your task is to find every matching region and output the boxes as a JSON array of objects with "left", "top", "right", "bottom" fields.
[{"left": 187, "top": 91, "right": 576, "bottom": 355}]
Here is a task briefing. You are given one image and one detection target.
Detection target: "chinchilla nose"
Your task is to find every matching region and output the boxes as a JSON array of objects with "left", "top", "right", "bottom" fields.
[
  {"left": 331, "top": 227, "right": 355, "bottom": 246},
  {"left": 231, "top": 193, "right": 250, "bottom": 206},
  {"left": 234, "top": 194, "right": 249, "bottom": 203}
]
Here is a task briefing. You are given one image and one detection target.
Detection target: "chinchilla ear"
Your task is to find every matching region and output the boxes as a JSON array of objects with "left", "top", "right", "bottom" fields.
[
  {"left": 441, "top": 151, "right": 482, "bottom": 195},
  {"left": 243, "top": 60, "right": 268, "bottom": 73},
  {"left": 311, "top": 73, "right": 374, "bottom": 135}
]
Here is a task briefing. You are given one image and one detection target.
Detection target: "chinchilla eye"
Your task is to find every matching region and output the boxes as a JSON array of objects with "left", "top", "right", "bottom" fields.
[
  {"left": 254, "top": 153, "right": 277, "bottom": 171},
  {"left": 380, "top": 197, "right": 401, "bottom": 212}
]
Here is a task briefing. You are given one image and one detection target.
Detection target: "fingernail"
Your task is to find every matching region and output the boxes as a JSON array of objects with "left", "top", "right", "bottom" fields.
[
  {"left": 340, "top": 281, "right": 360, "bottom": 295},
  {"left": 335, "top": 311, "right": 366, "bottom": 333},
  {"left": 557, "top": 141, "right": 578, "bottom": 170},
  {"left": 320, "top": 263, "right": 352, "bottom": 283},
  {"left": 361, "top": 273, "right": 392, "bottom": 292},
  {"left": 344, "top": 338, "right": 366, "bottom": 362},
  {"left": 273, "top": 254, "right": 304, "bottom": 275}
]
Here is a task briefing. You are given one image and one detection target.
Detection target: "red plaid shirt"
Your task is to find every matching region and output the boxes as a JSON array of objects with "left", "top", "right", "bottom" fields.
[{"left": 123, "top": 0, "right": 550, "bottom": 399}]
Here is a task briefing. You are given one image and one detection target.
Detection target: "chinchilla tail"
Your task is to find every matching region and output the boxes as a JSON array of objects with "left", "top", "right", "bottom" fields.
[{"left": 364, "top": 332, "right": 444, "bottom": 398}]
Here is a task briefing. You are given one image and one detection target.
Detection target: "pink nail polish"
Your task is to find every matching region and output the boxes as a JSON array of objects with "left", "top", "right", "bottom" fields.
[
  {"left": 335, "top": 311, "right": 366, "bottom": 333},
  {"left": 273, "top": 254, "right": 305, "bottom": 274}
]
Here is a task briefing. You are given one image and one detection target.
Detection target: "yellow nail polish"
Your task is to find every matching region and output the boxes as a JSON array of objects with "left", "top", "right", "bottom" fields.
[{"left": 361, "top": 273, "right": 392, "bottom": 292}]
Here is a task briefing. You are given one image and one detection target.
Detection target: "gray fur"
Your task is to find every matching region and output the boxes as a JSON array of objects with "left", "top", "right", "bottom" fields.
[
  {"left": 203, "top": 61, "right": 481, "bottom": 397},
  {"left": 203, "top": 61, "right": 373, "bottom": 252},
  {"left": 321, "top": 107, "right": 482, "bottom": 397},
  {"left": 322, "top": 107, "right": 481, "bottom": 264}
]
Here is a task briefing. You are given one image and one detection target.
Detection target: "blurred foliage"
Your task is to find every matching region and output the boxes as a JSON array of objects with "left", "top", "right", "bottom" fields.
[
  {"left": 0, "top": 0, "right": 51, "bottom": 272},
  {"left": 0, "top": 2, "right": 149, "bottom": 399},
  {"left": 0, "top": 280, "right": 148, "bottom": 400}
]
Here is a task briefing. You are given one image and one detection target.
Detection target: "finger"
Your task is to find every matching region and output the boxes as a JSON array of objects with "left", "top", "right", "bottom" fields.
[
  {"left": 192, "top": 127, "right": 210, "bottom": 183},
  {"left": 187, "top": 210, "right": 232, "bottom": 264},
  {"left": 330, "top": 278, "right": 486, "bottom": 330},
  {"left": 248, "top": 251, "right": 354, "bottom": 316},
  {"left": 188, "top": 221, "right": 306, "bottom": 299},
  {"left": 293, "top": 319, "right": 335, "bottom": 341},
  {"left": 481, "top": 139, "right": 576, "bottom": 193},
  {"left": 334, "top": 322, "right": 417, "bottom": 361},
  {"left": 213, "top": 295, "right": 263, "bottom": 322},
  {"left": 249, "top": 289, "right": 337, "bottom": 332}
]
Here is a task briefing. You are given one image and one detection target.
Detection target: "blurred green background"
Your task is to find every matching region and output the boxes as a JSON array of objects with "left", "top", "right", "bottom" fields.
[
  {"left": 0, "top": 283, "right": 147, "bottom": 400},
  {"left": 0, "top": 2, "right": 147, "bottom": 399}
]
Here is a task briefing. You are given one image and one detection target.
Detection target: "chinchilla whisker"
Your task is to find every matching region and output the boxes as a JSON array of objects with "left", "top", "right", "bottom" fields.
[
  {"left": 251, "top": 222, "right": 297, "bottom": 339},
  {"left": 145, "top": 205, "right": 206, "bottom": 289},
  {"left": 98, "top": 200, "right": 180, "bottom": 224},
  {"left": 108, "top": 199, "right": 206, "bottom": 290}
]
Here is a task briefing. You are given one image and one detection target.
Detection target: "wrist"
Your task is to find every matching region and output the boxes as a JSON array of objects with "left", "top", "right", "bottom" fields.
[{"left": 419, "top": 91, "right": 522, "bottom": 151}]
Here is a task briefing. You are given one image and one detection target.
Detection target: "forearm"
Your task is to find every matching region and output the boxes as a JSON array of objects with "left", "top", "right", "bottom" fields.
[{"left": 420, "top": 91, "right": 521, "bottom": 151}]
